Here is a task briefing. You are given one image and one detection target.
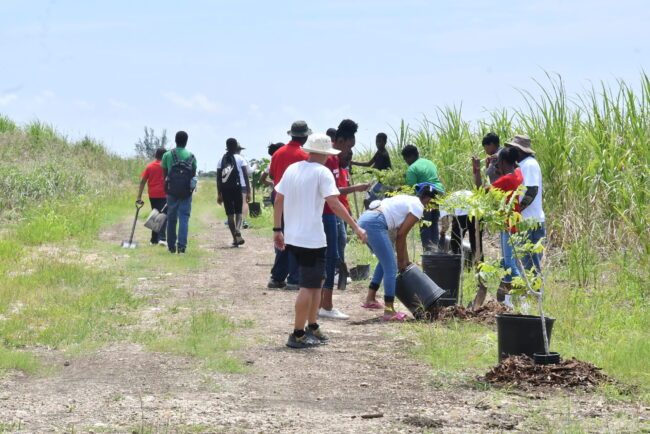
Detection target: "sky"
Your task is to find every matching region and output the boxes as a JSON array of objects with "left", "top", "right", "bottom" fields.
[{"left": 0, "top": 0, "right": 648, "bottom": 170}]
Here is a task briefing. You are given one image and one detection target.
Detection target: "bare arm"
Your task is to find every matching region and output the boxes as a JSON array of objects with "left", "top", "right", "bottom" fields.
[
  {"left": 395, "top": 213, "right": 420, "bottom": 271},
  {"left": 216, "top": 169, "right": 223, "bottom": 204},
  {"left": 338, "top": 183, "right": 370, "bottom": 195},
  {"left": 243, "top": 166, "right": 251, "bottom": 201},
  {"left": 260, "top": 171, "right": 273, "bottom": 187},
  {"left": 351, "top": 156, "right": 375, "bottom": 167},
  {"left": 273, "top": 193, "right": 285, "bottom": 250},
  {"left": 325, "top": 196, "right": 367, "bottom": 244},
  {"left": 136, "top": 178, "right": 147, "bottom": 203},
  {"left": 520, "top": 186, "right": 538, "bottom": 211}
]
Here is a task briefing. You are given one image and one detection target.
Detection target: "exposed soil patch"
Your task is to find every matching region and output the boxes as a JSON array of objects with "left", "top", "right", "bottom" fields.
[
  {"left": 433, "top": 300, "right": 515, "bottom": 325},
  {"left": 484, "top": 355, "right": 611, "bottom": 390}
]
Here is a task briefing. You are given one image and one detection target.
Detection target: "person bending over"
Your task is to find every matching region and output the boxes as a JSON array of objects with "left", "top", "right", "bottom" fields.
[
  {"left": 359, "top": 183, "right": 441, "bottom": 321},
  {"left": 137, "top": 147, "right": 168, "bottom": 246},
  {"left": 274, "top": 134, "right": 366, "bottom": 348}
]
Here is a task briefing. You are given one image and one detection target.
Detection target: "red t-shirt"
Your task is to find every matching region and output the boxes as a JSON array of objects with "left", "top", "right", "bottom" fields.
[
  {"left": 338, "top": 167, "right": 351, "bottom": 213},
  {"left": 323, "top": 155, "right": 341, "bottom": 215},
  {"left": 269, "top": 141, "right": 308, "bottom": 191},
  {"left": 490, "top": 168, "right": 523, "bottom": 233},
  {"left": 141, "top": 160, "right": 166, "bottom": 199}
]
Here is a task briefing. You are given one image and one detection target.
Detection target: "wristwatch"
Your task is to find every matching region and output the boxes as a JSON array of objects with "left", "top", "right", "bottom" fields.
[{"left": 272, "top": 227, "right": 282, "bottom": 232}]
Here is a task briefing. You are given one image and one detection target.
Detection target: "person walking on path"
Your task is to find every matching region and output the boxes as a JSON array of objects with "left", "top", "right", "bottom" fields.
[
  {"left": 217, "top": 138, "right": 251, "bottom": 247},
  {"left": 319, "top": 119, "right": 369, "bottom": 320},
  {"left": 136, "top": 147, "right": 168, "bottom": 246},
  {"left": 267, "top": 121, "right": 310, "bottom": 290},
  {"left": 352, "top": 132, "right": 392, "bottom": 208},
  {"left": 473, "top": 146, "right": 524, "bottom": 304},
  {"left": 273, "top": 133, "right": 367, "bottom": 348},
  {"left": 161, "top": 131, "right": 197, "bottom": 254},
  {"left": 359, "top": 184, "right": 441, "bottom": 321},
  {"left": 235, "top": 144, "right": 252, "bottom": 229},
  {"left": 401, "top": 144, "right": 445, "bottom": 251},
  {"left": 505, "top": 135, "right": 545, "bottom": 272}
]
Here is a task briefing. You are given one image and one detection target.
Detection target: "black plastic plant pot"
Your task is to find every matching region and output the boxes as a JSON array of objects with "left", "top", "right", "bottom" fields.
[
  {"left": 395, "top": 264, "right": 446, "bottom": 320},
  {"left": 533, "top": 352, "right": 561, "bottom": 365},
  {"left": 495, "top": 314, "right": 556, "bottom": 362},
  {"left": 249, "top": 202, "right": 261, "bottom": 217},
  {"left": 421, "top": 252, "right": 462, "bottom": 306},
  {"left": 349, "top": 264, "right": 370, "bottom": 281}
]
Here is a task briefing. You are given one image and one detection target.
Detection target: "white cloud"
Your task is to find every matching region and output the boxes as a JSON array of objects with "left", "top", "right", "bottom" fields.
[
  {"left": 162, "top": 92, "right": 225, "bottom": 113},
  {"left": 0, "top": 94, "right": 17, "bottom": 105},
  {"left": 108, "top": 98, "right": 134, "bottom": 110},
  {"left": 72, "top": 99, "right": 94, "bottom": 110},
  {"left": 34, "top": 90, "right": 55, "bottom": 104}
]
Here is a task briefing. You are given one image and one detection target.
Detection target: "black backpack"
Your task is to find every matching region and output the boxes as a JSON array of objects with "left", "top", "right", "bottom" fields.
[
  {"left": 220, "top": 152, "right": 241, "bottom": 189},
  {"left": 165, "top": 149, "right": 195, "bottom": 198}
]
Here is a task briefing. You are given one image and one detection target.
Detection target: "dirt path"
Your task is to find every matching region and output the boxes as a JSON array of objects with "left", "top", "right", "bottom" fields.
[{"left": 1, "top": 208, "right": 647, "bottom": 433}]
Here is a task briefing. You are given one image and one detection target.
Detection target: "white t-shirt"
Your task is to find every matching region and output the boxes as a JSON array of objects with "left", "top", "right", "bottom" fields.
[
  {"left": 379, "top": 195, "right": 425, "bottom": 230},
  {"left": 439, "top": 190, "right": 472, "bottom": 218},
  {"left": 276, "top": 161, "right": 340, "bottom": 248},
  {"left": 518, "top": 156, "right": 545, "bottom": 222},
  {"left": 217, "top": 154, "right": 249, "bottom": 186}
]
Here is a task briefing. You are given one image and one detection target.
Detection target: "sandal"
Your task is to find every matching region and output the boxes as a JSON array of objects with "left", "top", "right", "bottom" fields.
[
  {"left": 361, "top": 301, "right": 384, "bottom": 310},
  {"left": 382, "top": 311, "right": 408, "bottom": 322}
]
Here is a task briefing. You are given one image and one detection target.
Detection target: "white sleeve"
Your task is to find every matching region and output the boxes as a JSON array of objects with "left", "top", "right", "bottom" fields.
[
  {"left": 409, "top": 199, "right": 425, "bottom": 219},
  {"left": 522, "top": 161, "right": 541, "bottom": 187},
  {"left": 216, "top": 157, "right": 222, "bottom": 170},
  {"left": 319, "top": 168, "right": 340, "bottom": 199},
  {"left": 276, "top": 177, "right": 286, "bottom": 195}
]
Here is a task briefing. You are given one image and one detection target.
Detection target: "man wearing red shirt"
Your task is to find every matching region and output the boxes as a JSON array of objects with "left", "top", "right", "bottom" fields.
[
  {"left": 267, "top": 121, "right": 310, "bottom": 290},
  {"left": 137, "top": 148, "right": 168, "bottom": 246}
]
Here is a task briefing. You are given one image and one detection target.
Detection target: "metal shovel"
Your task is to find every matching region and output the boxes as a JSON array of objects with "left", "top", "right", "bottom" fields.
[{"left": 121, "top": 201, "right": 144, "bottom": 248}]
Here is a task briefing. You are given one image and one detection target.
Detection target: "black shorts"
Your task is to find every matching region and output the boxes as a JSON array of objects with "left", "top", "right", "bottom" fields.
[
  {"left": 222, "top": 188, "right": 243, "bottom": 215},
  {"left": 287, "top": 245, "right": 326, "bottom": 289}
]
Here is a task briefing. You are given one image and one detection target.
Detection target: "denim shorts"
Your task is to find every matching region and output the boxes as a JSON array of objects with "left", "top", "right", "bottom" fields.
[{"left": 287, "top": 245, "right": 326, "bottom": 289}]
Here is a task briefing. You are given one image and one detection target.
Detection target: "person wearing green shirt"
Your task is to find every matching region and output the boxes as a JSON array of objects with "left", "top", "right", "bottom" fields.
[
  {"left": 401, "top": 144, "right": 444, "bottom": 251},
  {"left": 161, "top": 131, "right": 197, "bottom": 254}
]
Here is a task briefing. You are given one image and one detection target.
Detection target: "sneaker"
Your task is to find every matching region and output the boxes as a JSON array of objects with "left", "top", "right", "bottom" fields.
[
  {"left": 177, "top": 247, "right": 186, "bottom": 254},
  {"left": 223, "top": 220, "right": 228, "bottom": 226},
  {"left": 286, "top": 333, "right": 320, "bottom": 349},
  {"left": 305, "top": 327, "right": 330, "bottom": 343},
  {"left": 235, "top": 232, "right": 245, "bottom": 245},
  {"left": 150, "top": 242, "right": 157, "bottom": 246},
  {"left": 158, "top": 240, "right": 168, "bottom": 247},
  {"left": 243, "top": 220, "right": 249, "bottom": 229},
  {"left": 285, "top": 283, "right": 300, "bottom": 291},
  {"left": 267, "top": 278, "right": 287, "bottom": 289},
  {"left": 168, "top": 247, "right": 177, "bottom": 254},
  {"left": 318, "top": 308, "right": 350, "bottom": 320},
  {"left": 231, "top": 241, "right": 239, "bottom": 248}
]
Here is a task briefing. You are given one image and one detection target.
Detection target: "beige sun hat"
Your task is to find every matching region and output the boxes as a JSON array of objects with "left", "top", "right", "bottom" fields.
[
  {"left": 505, "top": 134, "right": 535, "bottom": 154},
  {"left": 302, "top": 133, "right": 341, "bottom": 155}
]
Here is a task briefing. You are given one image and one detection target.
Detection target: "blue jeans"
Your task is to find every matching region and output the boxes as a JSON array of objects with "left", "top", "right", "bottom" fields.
[
  {"left": 322, "top": 214, "right": 339, "bottom": 290},
  {"left": 336, "top": 217, "right": 347, "bottom": 264},
  {"left": 270, "top": 209, "right": 299, "bottom": 285},
  {"left": 421, "top": 209, "right": 440, "bottom": 250},
  {"left": 500, "top": 231, "right": 521, "bottom": 283},
  {"left": 166, "top": 195, "right": 192, "bottom": 249},
  {"left": 521, "top": 222, "right": 546, "bottom": 272},
  {"left": 358, "top": 211, "right": 397, "bottom": 300}
]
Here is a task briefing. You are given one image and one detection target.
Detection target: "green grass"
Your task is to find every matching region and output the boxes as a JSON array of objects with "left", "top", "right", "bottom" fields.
[{"left": 136, "top": 309, "right": 246, "bottom": 373}]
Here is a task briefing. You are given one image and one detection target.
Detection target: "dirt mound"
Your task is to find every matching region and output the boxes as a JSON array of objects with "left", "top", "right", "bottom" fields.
[
  {"left": 433, "top": 300, "right": 514, "bottom": 324},
  {"left": 484, "top": 355, "right": 610, "bottom": 389}
]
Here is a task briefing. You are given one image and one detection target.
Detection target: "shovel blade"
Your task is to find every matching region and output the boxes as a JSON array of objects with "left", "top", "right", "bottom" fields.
[
  {"left": 121, "top": 241, "right": 137, "bottom": 249},
  {"left": 471, "top": 281, "right": 488, "bottom": 311}
]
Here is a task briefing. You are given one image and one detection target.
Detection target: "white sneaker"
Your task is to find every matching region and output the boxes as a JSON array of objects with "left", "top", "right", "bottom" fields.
[
  {"left": 318, "top": 307, "right": 350, "bottom": 320},
  {"left": 346, "top": 277, "right": 352, "bottom": 283},
  {"left": 504, "top": 295, "right": 514, "bottom": 308},
  {"left": 158, "top": 240, "right": 168, "bottom": 247}
]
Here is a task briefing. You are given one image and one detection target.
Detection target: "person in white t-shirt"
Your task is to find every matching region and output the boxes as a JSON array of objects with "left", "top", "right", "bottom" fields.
[
  {"left": 358, "top": 183, "right": 441, "bottom": 321},
  {"left": 505, "top": 134, "right": 546, "bottom": 272},
  {"left": 274, "top": 134, "right": 367, "bottom": 349},
  {"left": 217, "top": 138, "right": 251, "bottom": 247},
  {"left": 235, "top": 144, "right": 252, "bottom": 229}
]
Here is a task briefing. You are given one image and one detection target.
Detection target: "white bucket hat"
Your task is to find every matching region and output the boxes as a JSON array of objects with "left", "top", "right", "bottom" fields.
[{"left": 302, "top": 133, "right": 341, "bottom": 155}]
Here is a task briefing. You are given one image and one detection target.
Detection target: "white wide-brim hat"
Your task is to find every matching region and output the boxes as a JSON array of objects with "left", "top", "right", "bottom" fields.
[{"left": 302, "top": 133, "right": 341, "bottom": 155}]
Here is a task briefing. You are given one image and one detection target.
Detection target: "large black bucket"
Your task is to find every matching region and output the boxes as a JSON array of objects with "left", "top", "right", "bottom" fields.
[
  {"left": 421, "top": 252, "right": 462, "bottom": 306},
  {"left": 495, "top": 314, "right": 556, "bottom": 361},
  {"left": 395, "top": 264, "right": 446, "bottom": 319}
]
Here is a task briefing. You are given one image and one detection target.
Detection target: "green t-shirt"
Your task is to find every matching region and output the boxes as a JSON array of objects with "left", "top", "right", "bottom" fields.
[
  {"left": 161, "top": 147, "right": 198, "bottom": 172},
  {"left": 406, "top": 158, "right": 444, "bottom": 192}
]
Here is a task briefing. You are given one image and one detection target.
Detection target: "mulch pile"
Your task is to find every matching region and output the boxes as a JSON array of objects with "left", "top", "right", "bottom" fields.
[
  {"left": 432, "top": 300, "right": 515, "bottom": 324},
  {"left": 484, "top": 355, "right": 610, "bottom": 389}
]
